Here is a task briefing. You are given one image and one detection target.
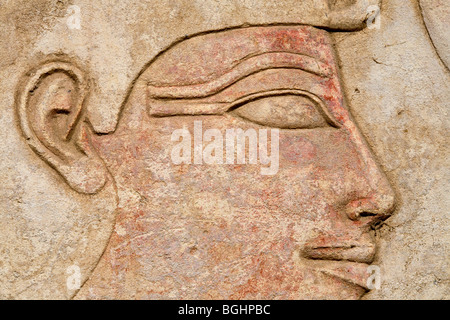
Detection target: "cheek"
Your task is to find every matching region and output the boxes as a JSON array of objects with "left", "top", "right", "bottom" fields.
[
  {"left": 280, "top": 134, "right": 317, "bottom": 163},
  {"left": 279, "top": 128, "right": 358, "bottom": 169},
  {"left": 278, "top": 128, "right": 370, "bottom": 202}
]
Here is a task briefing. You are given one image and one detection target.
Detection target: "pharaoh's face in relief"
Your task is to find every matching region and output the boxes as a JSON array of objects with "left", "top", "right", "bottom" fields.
[
  {"left": 27, "top": 26, "right": 395, "bottom": 299},
  {"left": 74, "top": 26, "right": 396, "bottom": 299}
]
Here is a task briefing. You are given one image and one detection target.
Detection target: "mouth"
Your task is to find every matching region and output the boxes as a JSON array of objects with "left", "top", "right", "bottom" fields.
[{"left": 302, "top": 240, "right": 377, "bottom": 291}]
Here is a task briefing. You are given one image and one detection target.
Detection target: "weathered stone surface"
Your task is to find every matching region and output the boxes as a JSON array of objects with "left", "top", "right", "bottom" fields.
[
  {"left": 334, "top": 0, "right": 449, "bottom": 300},
  {"left": 0, "top": 0, "right": 448, "bottom": 299},
  {"left": 419, "top": 0, "right": 450, "bottom": 70}
]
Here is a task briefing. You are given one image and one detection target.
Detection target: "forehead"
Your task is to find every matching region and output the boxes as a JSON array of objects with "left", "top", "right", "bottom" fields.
[{"left": 135, "top": 26, "right": 349, "bottom": 124}]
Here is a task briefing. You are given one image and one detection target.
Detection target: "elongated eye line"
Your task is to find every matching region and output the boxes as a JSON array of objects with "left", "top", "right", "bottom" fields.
[{"left": 148, "top": 89, "right": 340, "bottom": 129}]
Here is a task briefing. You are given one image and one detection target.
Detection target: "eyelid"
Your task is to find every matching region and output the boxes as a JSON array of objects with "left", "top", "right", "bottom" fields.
[{"left": 226, "top": 89, "right": 340, "bottom": 128}]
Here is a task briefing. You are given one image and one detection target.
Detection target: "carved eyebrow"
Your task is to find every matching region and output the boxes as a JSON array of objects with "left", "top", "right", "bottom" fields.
[{"left": 147, "top": 52, "right": 332, "bottom": 100}]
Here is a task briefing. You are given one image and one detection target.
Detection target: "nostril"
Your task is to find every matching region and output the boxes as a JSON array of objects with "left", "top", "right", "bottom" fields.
[
  {"left": 359, "top": 211, "right": 386, "bottom": 228},
  {"left": 345, "top": 196, "right": 396, "bottom": 222},
  {"left": 359, "top": 211, "right": 376, "bottom": 217},
  {"left": 347, "top": 210, "right": 378, "bottom": 221}
]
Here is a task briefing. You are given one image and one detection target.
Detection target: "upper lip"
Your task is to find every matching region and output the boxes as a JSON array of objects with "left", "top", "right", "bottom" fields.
[
  {"left": 302, "top": 234, "right": 376, "bottom": 264},
  {"left": 302, "top": 243, "right": 376, "bottom": 264}
]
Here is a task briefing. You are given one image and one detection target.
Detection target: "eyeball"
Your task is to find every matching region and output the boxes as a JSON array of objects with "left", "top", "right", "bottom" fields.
[{"left": 230, "top": 94, "right": 334, "bottom": 129}]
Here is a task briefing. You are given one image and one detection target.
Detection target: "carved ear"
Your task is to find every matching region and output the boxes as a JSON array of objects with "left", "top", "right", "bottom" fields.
[{"left": 17, "top": 61, "right": 108, "bottom": 194}]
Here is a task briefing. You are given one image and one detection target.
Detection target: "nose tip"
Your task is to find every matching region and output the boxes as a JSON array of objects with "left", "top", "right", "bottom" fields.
[{"left": 345, "top": 191, "right": 396, "bottom": 223}]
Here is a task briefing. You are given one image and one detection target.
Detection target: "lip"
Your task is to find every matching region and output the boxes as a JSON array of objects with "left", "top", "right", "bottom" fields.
[
  {"left": 302, "top": 239, "right": 377, "bottom": 290},
  {"left": 307, "top": 259, "right": 372, "bottom": 290},
  {"left": 302, "top": 243, "right": 376, "bottom": 264}
]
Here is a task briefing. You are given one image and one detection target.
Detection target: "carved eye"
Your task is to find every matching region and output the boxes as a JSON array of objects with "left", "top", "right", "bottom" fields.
[{"left": 229, "top": 94, "right": 334, "bottom": 129}]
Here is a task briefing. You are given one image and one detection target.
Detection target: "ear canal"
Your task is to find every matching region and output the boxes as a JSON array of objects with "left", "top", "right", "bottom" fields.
[{"left": 16, "top": 61, "right": 108, "bottom": 194}]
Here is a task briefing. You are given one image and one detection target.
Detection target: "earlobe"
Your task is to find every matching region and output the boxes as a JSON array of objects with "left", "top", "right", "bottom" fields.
[{"left": 16, "top": 61, "right": 108, "bottom": 194}]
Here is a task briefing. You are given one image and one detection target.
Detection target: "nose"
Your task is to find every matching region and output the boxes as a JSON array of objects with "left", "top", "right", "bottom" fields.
[{"left": 343, "top": 123, "right": 397, "bottom": 225}]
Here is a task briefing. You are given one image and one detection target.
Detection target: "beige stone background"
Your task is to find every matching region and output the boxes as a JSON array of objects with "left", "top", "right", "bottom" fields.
[{"left": 0, "top": 0, "right": 448, "bottom": 299}]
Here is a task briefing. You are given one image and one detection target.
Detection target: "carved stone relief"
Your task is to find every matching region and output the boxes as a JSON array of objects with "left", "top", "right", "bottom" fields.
[
  {"left": 2, "top": 0, "right": 447, "bottom": 300},
  {"left": 16, "top": 20, "right": 397, "bottom": 299}
]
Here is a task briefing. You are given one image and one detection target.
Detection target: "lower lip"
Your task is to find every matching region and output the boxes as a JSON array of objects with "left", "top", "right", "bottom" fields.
[{"left": 309, "top": 260, "right": 371, "bottom": 290}]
